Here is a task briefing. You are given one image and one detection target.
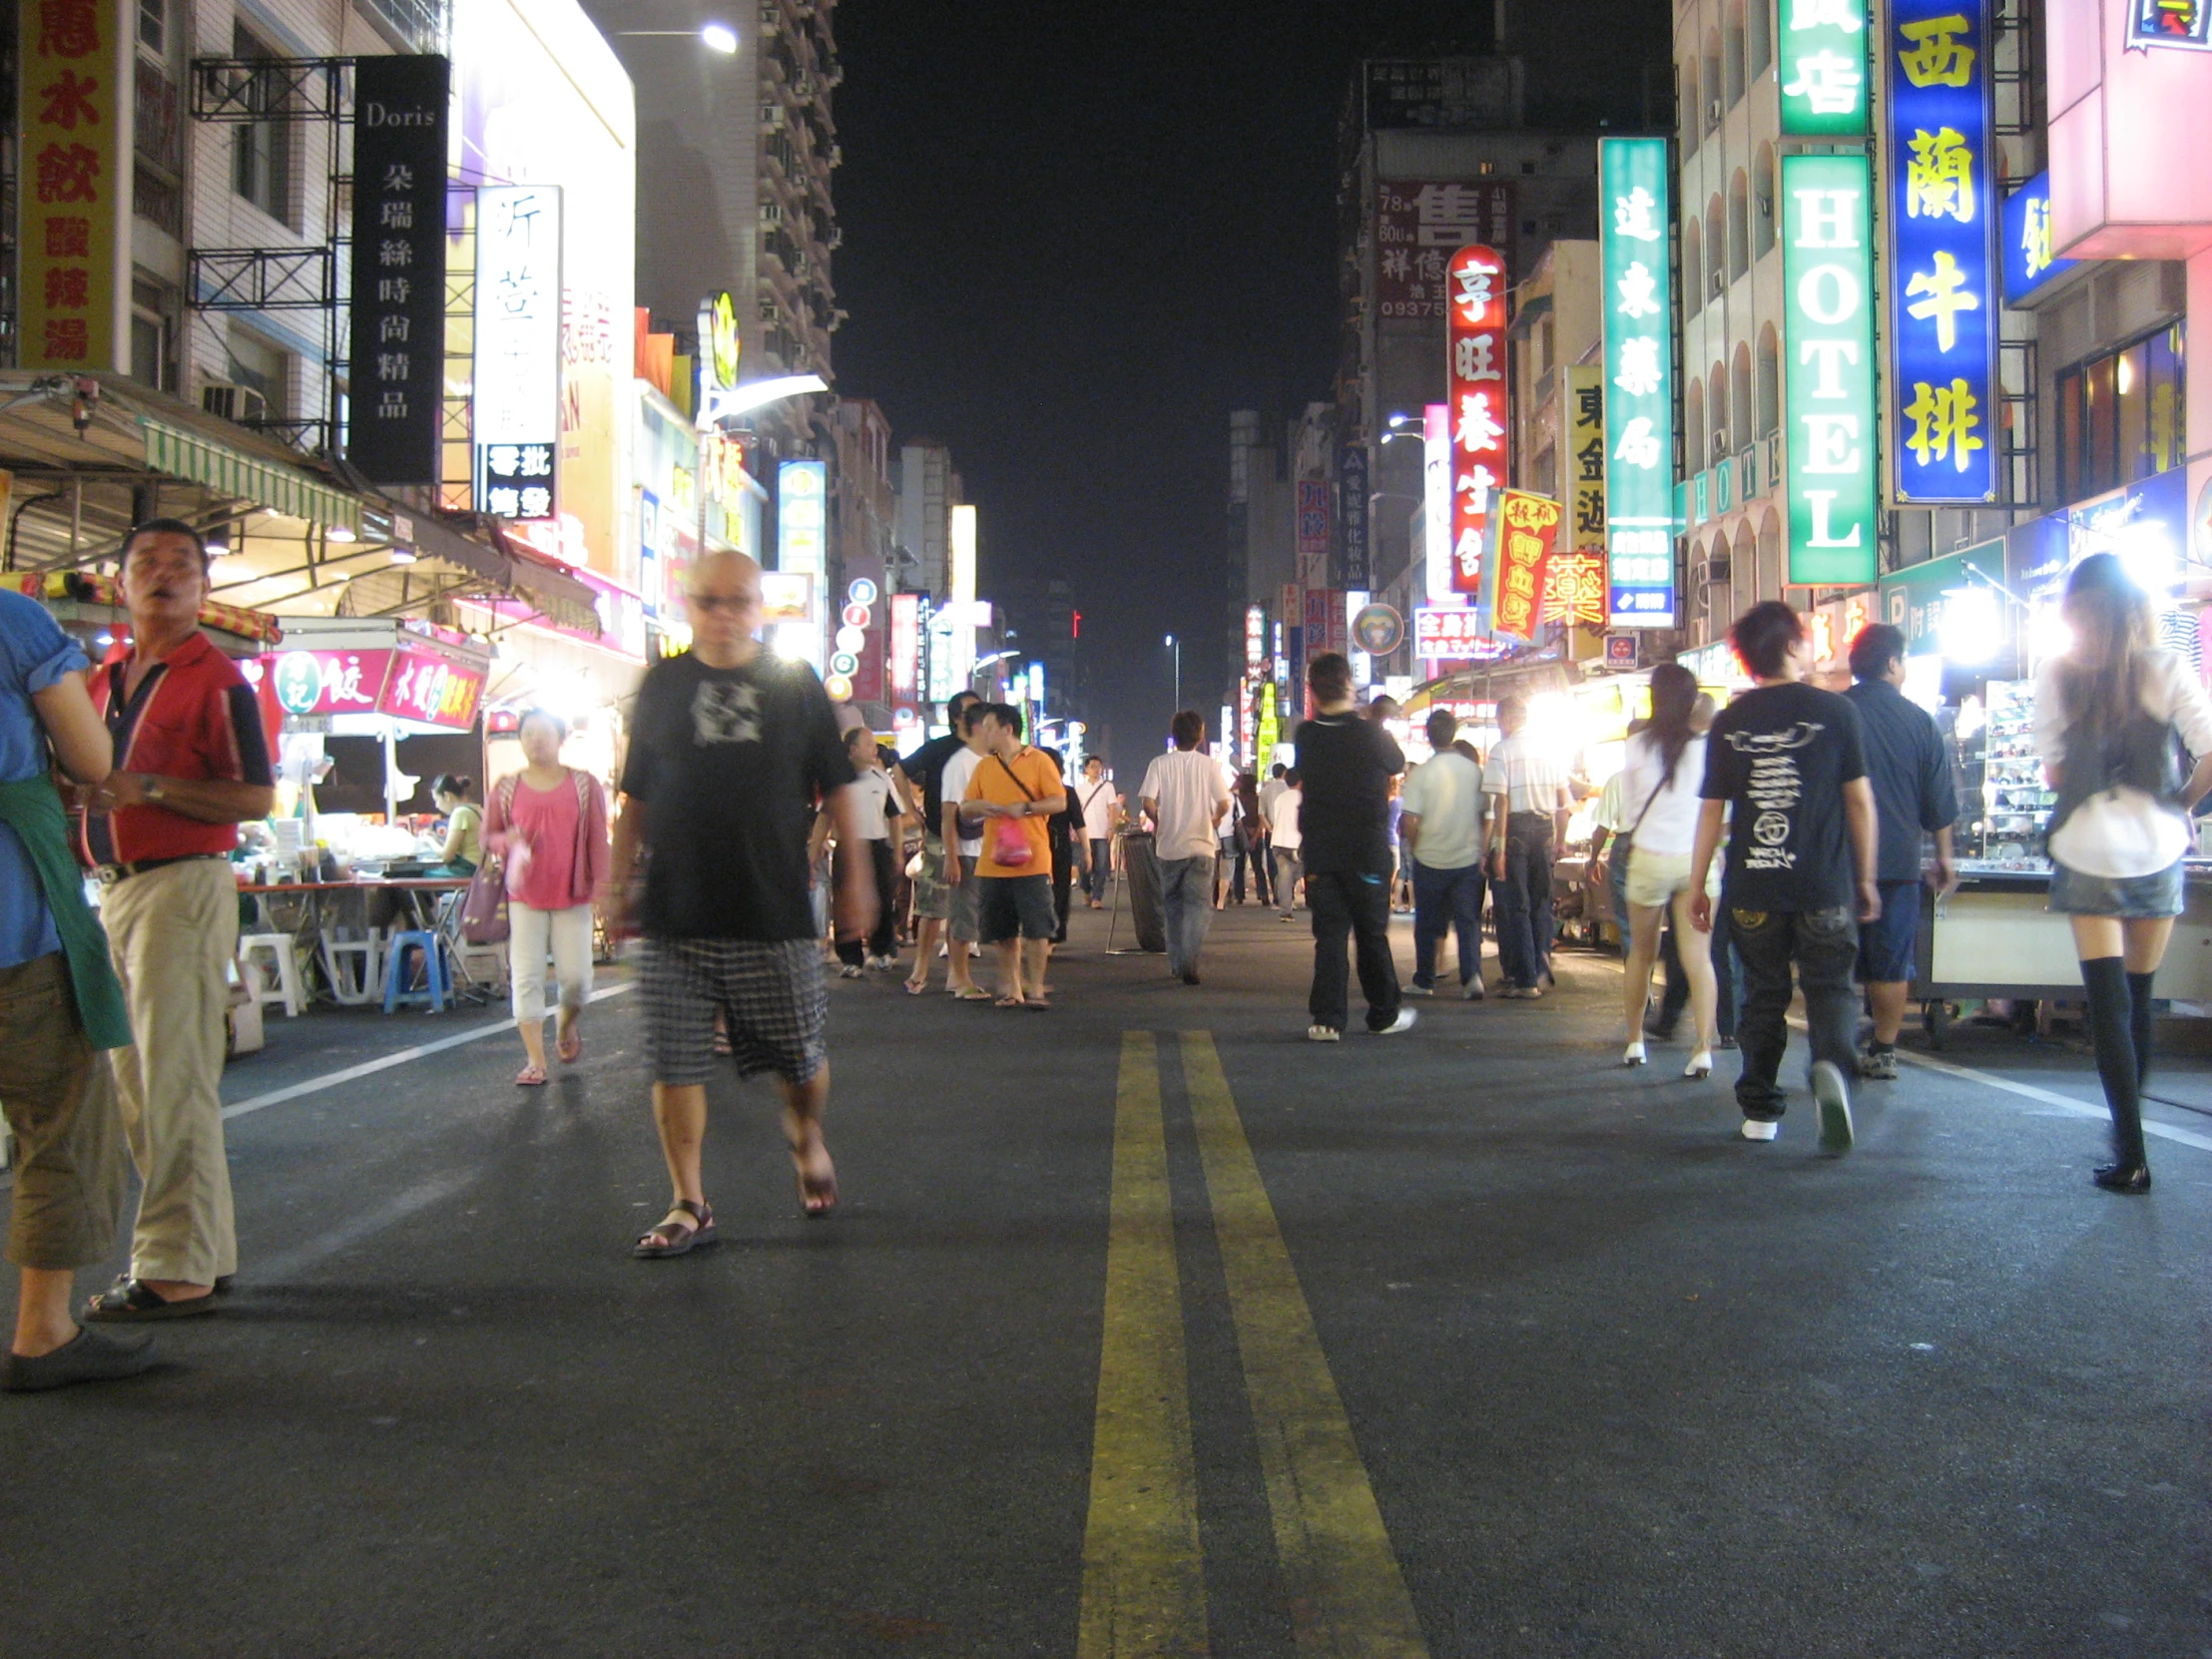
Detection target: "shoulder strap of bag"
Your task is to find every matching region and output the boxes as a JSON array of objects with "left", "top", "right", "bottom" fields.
[{"left": 993, "top": 753, "right": 1039, "bottom": 801}]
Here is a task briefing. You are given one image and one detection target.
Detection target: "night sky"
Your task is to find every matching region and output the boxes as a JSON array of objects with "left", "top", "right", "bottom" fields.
[{"left": 832, "top": 1, "right": 1654, "bottom": 776}]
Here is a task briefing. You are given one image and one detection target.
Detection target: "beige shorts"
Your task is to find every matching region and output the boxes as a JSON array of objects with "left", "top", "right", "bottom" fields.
[{"left": 1624, "top": 845, "right": 1719, "bottom": 910}]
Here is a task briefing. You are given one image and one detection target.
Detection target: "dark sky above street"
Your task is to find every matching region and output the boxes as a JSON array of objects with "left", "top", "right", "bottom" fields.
[{"left": 832, "top": 1, "right": 1658, "bottom": 775}]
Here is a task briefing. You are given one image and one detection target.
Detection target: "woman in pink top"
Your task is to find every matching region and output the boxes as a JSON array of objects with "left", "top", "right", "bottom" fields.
[{"left": 483, "top": 710, "right": 611, "bottom": 1085}]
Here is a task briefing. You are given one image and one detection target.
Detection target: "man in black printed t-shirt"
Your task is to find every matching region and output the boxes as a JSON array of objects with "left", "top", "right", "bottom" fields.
[
  {"left": 1689, "top": 601, "right": 1880, "bottom": 1154},
  {"left": 611, "top": 551, "right": 877, "bottom": 1254}
]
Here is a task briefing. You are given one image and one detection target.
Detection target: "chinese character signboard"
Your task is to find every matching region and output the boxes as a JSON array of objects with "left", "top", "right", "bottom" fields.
[
  {"left": 1782, "top": 155, "right": 1881, "bottom": 583},
  {"left": 380, "top": 643, "right": 486, "bottom": 730},
  {"left": 17, "top": 0, "right": 131, "bottom": 372},
  {"left": 272, "top": 650, "right": 392, "bottom": 719},
  {"left": 1245, "top": 604, "right": 1266, "bottom": 672},
  {"left": 1599, "top": 139, "right": 1676, "bottom": 627},
  {"left": 1422, "top": 403, "right": 1455, "bottom": 603},
  {"left": 1886, "top": 0, "right": 1997, "bottom": 505},
  {"left": 347, "top": 56, "right": 449, "bottom": 483},
  {"left": 1567, "top": 365, "right": 1607, "bottom": 553},
  {"left": 779, "top": 459, "right": 828, "bottom": 584},
  {"left": 1446, "top": 244, "right": 1508, "bottom": 596},
  {"left": 1338, "top": 444, "right": 1370, "bottom": 588},
  {"left": 1295, "top": 479, "right": 1332, "bottom": 583},
  {"left": 889, "top": 591, "right": 921, "bottom": 699},
  {"left": 1375, "top": 181, "right": 1513, "bottom": 319},
  {"left": 1779, "top": 0, "right": 1871, "bottom": 135},
  {"left": 2129, "top": 0, "right": 2212, "bottom": 47},
  {"left": 474, "top": 185, "right": 562, "bottom": 521},
  {"left": 2000, "top": 170, "right": 2081, "bottom": 304},
  {"left": 1481, "top": 490, "right": 1564, "bottom": 641},
  {"left": 1413, "top": 607, "right": 1514, "bottom": 661}
]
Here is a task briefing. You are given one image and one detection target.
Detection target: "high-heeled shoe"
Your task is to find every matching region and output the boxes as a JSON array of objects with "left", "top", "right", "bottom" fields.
[
  {"left": 1622, "top": 1039, "right": 1647, "bottom": 1067},
  {"left": 2092, "top": 1162, "right": 2151, "bottom": 1194},
  {"left": 1684, "top": 1049, "right": 1713, "bottom": 1079}
]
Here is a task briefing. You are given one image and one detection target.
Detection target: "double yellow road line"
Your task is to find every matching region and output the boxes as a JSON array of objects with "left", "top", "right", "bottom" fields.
[{"left": 1079, "top": 1032, "right": 1428, "bottom": 1658}]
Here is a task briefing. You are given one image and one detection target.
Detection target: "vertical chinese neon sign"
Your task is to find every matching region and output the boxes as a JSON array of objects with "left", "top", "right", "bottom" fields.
[
  {"left": 1599, "top": 138, "right": 1676, "bottom": 628},
  {"left": 1778, "top": 0, "right": 1871, "bottom": 136},
  {"left": 17, "top": 0, "right": 130, "bottom": 372},
  {"left": 1421, "top": 403, "right": 1454, "bottom": 604},
  {"left": 1782, "top": 154, "right": 1880, "bottom": 584},
  {"left": 1445, "top": 245, "right": 1508, "bottom": 596},
  {"left": 1885, "top": 0, "right": 1996, "bottom": 504}
]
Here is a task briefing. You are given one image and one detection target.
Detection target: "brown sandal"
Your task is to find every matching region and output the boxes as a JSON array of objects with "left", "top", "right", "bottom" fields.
[{"left": 632, "top": 1199, "right": 717, "bottom": 1259}]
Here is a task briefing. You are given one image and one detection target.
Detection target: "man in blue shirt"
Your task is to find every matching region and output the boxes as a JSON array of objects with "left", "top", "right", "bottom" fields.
[
  {"left": 1844, "top": 624, "right": 1957, "bottom": 1079},
  {"left": 0, "top": 590, "right": 151, "bottom": 1390}
]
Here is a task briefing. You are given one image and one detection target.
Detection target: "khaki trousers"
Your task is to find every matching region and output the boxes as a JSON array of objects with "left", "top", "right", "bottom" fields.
[
  {"left": 103, "top": 856, "right": 239, "bottom": 1285},
  {"left": 0, "top": 952, "right": 128, "bottom": 1270}
]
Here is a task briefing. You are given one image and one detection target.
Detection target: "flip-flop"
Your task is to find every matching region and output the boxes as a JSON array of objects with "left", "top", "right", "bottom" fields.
[
  {"left": 633, "top": 1199, "right": 717, "bottom": 1259},
  {"left": 556, "top": 1026, "right": 582, "bottom": 1063},
  {"left": 1022, "top": 997, "right": 1052, "bottom": 1010},
  {"left": 948, "top": 986, "right": 991, "bottom": 1001},
  {"left": 994, "top": 995, "right": 1026, "bottom": 1008},
  {"left": 796, "top": 1166, "right": 838, "bottom": 1219},
  {"left": 515, "top": 1064, "right": 548, "bottom": 1086},
  {"left": 83, "top": 1278, "right": 218, "bottom": 1323},
  {"left": 902, "top": 979, "right": 928, "bottom": 996}
]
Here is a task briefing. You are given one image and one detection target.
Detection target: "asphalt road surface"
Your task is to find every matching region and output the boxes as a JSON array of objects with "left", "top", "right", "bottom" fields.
[{"left": 2, "top": 898, "right": 2207, "bottom": 1657}]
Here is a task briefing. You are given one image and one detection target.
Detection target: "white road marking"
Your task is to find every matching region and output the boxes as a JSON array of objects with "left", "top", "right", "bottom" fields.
[
  {"left": 1782, "top": 1013, "right": 2212, "bottom": 1154},
  {"left": 221, "top": 982, "right": 635, "bottom": 1122},
  {"left": 247, "top": 1173, "right": 472, "bottom": 1282}
]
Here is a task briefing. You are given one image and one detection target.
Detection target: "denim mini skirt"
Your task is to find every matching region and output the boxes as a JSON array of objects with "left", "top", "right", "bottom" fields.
[{"left": 2047, "top": 856, "right": 2186, "bottom": 919}]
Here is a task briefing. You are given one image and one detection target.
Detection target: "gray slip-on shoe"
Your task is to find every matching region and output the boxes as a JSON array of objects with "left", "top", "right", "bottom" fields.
[{"left": 4, "top": 1329, "right": 157, "bottom": 1392}]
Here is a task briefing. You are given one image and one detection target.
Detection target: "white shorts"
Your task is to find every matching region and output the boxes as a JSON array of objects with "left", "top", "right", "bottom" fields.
[{"left": 1624, "top": 845, "right": 1719, "bottom": 910}]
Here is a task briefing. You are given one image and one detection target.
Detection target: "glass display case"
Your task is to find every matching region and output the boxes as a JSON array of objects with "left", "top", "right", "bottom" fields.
[{"left": 1957, "top": 678, "right": 2053, "bottom": 873}]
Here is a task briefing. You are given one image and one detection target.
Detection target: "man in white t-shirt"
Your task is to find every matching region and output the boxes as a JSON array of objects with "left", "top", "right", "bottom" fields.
[
  {"left": 1400, "top": 708, "right": 1488, "bottom": 998},
  {"left": 1483, "top": 695, "right": 1574, "bottom": 995},
  {"left": 936, "top": 704, "right": 990, "bottom": 998},
  {"left": 1139, "top": 711, "right": 1230, "bottom": 983},
  {"left": 1266, "top": 772, "right": 1304, "bottom": 920},
  {"left": 1074, "top": 756, "right": 1120, "bottom": 908}
]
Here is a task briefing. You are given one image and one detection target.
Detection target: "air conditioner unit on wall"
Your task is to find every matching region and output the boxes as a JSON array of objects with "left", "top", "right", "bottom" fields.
[{"left": 202, "top": 381, "right": 267, "bottom": 426}]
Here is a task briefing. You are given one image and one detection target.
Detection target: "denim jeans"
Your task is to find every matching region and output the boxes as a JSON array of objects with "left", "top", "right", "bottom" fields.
[
  {"left": 1273, "top": 849, "right": 1303, "bottom": 916},
  {"left": 1411, "top": 860, "right": 1485, "bottom": 987},
  {"left": 1491, "top": 813, "right": 1555, "bottom": 989},
  {"left": 1249, "top": 835, "right": 1274, "bottom": 905},
  {"left": 1307, "top": 869, "right": 1400, "bottom": 1032},
  {"left": 1158, "top": 854, "right": 1215, "bottom": 976},
  {"left": 1731, "top": 904, "right": 1859, "bottom": 1117}
]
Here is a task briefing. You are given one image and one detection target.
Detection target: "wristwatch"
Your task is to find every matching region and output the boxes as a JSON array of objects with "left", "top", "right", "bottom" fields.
[{"left": 143, "top": 778, "right": 168, "bottom": 805}]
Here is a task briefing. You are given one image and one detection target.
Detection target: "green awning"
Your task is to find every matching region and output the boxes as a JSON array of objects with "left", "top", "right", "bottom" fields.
[{"left": 140, "top": 417, "right": 362, "bottom": 530}]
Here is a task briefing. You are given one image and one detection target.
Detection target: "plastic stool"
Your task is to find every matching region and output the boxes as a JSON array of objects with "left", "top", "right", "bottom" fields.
[
  {"left": 320, "top": 927, "right": 383, "bottom": 1007},
  {"left": 238, "top": 932, "right": 306, "bottom": 1017},
  {"left": 381, "top": 930, "right": 449, "bottom": 1013}
]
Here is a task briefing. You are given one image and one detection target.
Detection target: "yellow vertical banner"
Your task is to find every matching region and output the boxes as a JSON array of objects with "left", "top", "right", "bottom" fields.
[{"left": 17, "top": 0, "right": 131, "bottom": 372}]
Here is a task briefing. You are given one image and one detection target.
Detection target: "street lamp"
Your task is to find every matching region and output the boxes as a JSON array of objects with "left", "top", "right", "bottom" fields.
[
  {"left": 1164, "top": 633, "right": 1181, "bottom": 713},
  {"left": 615, "top": 23, "right": 739, "bottom": 51}
]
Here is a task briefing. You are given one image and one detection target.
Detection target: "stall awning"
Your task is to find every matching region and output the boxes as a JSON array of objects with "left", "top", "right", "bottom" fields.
[
  {"left": 141, "top": 417, "right": 362, "bottom": 531},
  {"left": 401, "top": 513, "right": 601, "bottom": 636}
]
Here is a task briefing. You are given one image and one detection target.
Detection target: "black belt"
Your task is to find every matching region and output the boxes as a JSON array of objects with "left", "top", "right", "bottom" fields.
[
  {"left": 1506, "top": 810, "right": 1555, "bottom": 823},
  {"left": 95, "top": 852, "right": 225, "bottom": 885}
]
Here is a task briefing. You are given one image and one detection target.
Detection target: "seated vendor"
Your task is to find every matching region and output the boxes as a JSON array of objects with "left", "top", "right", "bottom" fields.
[{"left": 430, "top": 774, "right": 482, "bottom": 875}]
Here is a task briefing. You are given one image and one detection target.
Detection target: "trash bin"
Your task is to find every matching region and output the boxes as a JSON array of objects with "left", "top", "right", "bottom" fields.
[{"left": 1118, "top": 830, "right": 1167, "bottom": 954}]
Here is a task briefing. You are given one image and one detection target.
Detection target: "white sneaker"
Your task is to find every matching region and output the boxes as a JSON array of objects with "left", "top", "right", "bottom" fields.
[
  {"left": 1685, "top": 1049, "right": 1713, "bottom": 1079},
  {"left": 1375, "top": 1008, "right": 1417, "bottom": 1035},
  {"left": 1307, "top": 1024, "right": 1341, "bottom": 1043},
  {"left": 1812, "top": 1060, "right": 1856, "bottom": 1154},
  {"left": 1740, "top": 1117, "right": 1779, "bottom": 1142},
  {"left": 1622, "top": 1040, "right": 1647, "bottom": 1067}
]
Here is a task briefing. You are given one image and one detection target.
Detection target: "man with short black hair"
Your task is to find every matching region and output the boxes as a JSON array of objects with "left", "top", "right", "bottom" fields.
[
  {"left": 1296, "top": 653, "right": 1413, "bottom": 1040},
  {"left": 1074, "top": 755, "right": 1119, "bottom": 909},
  {"left": 1845, "top": 622, "right": 1957, "bottom": 1078},
  {"left": 892, "top": 689, "right": 980, "bottom": 993},
  {"left": 937, "top": 703, "right": 993, "bottom": 998},
  {"left": 961, "top": 704, "right": 1067, "bottom": 1005},
  {"left": 1483, "top": 694, "right": 1572, "bottom": 997},
  {"left": 80, "top": 520, "right": 274, "bottom": 1322},
  {"left": 1140, "top": 710, "right": 1229, "bottom": 984},
  {"left": 1401, "top": 706, "right": 1488, "bottom": 998},
  {"left": 1690, "top": 600, "right": 1881, "bottom": 1152}
]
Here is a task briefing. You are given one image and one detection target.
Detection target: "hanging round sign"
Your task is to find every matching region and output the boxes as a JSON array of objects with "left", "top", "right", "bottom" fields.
[{"left": 1352, "top": 603, "right": 1404, "bottom": 656}]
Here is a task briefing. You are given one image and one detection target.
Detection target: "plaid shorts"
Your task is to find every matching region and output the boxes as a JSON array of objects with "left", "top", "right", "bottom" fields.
[{"left": 643, "top": 935, "right": 828, "bottom": 1087}]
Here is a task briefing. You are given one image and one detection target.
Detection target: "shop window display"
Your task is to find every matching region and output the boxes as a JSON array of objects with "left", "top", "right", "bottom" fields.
[{"left": 2054, "top": 324, "right": 2185, "bottom": 505}]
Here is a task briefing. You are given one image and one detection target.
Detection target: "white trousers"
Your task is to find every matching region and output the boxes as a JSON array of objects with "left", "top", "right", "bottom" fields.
[{"left": 508, "top": 901, "right": 595, "bottom": 1024}]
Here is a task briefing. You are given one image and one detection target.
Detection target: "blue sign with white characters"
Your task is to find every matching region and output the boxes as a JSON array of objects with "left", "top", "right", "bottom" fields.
[
  {"left": 1999, "top": 172, "right": 2081, "bottom": 305},
  {"left": 1885, "top": 0, "right": 1998, "bottom": 504}
]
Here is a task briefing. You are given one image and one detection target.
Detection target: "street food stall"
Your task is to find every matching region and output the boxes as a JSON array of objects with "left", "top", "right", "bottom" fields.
[{"left": 8, "top": 568, "right": 282, "bottom": 661}]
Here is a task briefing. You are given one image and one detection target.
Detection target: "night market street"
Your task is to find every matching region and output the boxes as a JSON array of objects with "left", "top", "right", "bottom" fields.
[{"left": 2, "top": 905, "right": 2205, "bottom": 1658}]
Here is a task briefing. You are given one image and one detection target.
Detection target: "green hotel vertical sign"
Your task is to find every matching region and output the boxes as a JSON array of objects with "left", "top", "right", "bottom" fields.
[
  {"left": 1778, "top": 0, "right": 1870, "bottom": 137},
  {"left": 1781, "top": 154, "right": 1879, "bottom": 585},
  {"left": 1599, "top": 137, "right": 1676, "bottom": 628}
]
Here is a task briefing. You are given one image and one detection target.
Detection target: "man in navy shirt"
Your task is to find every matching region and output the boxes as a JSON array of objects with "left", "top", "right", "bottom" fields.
[{"left": 1844, "top": 624, "right": 1956, "bottom": 1079}]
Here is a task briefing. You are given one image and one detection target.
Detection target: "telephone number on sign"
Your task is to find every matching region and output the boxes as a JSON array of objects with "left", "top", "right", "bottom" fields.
[{"left": 1378, "top": 301, "right": 1444, "bottom": 319}]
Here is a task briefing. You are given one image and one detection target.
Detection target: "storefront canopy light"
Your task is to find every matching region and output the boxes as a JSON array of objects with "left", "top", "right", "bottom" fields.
[
  {"left": 696, "top": 373, "right": 828, "bottom": 429},
  {"left": 701, "top": 22, "right": 738, "bottom": 52}
]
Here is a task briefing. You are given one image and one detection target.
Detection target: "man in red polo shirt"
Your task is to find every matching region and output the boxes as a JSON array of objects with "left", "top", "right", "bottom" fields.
[{"left": 79, "top": 520, "right": 274, "bottom": 1322}]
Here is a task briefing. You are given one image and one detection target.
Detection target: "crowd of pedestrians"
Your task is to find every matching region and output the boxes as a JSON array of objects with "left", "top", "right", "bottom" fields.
[{"left": 4, "top": 520, "right": 2197, "bottom": 1391}]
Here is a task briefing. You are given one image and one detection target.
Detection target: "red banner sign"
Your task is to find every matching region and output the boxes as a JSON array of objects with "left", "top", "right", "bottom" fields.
[
  {"left": 1446, "top": 245, "right": 1508, "bottom": 595},
  {"left": 1485, "top": 491, "right": 1565, "bottom": 642},
  {"left": 379, "top": 644, "right": 486, "bottom": 730}
]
